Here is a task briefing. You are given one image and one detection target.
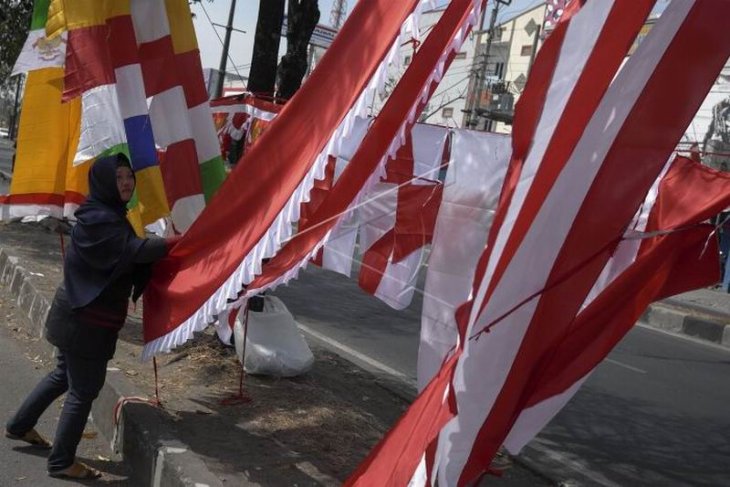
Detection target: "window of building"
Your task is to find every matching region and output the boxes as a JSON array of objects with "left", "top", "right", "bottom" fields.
[
  {"left": 454, "top": 52, "right": 467, "bottom": 60},
  {"left": 404, "top": 55, "right": 411, "bottom": 65},
  {"left": 442, "top": 107, "right": 454, "bottom": 118},
  {"left": 520, "top": 45, "right": 533, "bottom": 56}
]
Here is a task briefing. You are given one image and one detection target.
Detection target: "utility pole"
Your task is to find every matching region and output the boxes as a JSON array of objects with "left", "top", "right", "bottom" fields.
[
  {"left": 330, "top": 0, "right": 347, "bottom": 29},
  {"left": 464, "top": 0, "right": 510, "bottom": 129},
  {"left": 215, "top": 0, "right": 238, "bottom": 98}
]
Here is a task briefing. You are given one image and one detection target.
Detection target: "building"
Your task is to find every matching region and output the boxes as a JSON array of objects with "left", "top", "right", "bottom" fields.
[
  {"left": 465, "top": 2, "right": 547, "bottom": 133},
  {"left": 369, "top": 6, "right": 479, "bottom": 128}
]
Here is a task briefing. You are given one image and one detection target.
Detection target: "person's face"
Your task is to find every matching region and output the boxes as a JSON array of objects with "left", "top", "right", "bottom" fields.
[{"left": 116, "top": 166, "right": 135, "bottom": 203}]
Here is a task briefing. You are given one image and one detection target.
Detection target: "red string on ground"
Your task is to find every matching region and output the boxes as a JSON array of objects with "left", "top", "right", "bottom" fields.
[{"left": 220, "top": 303, "right": 252, "bottom": 406}]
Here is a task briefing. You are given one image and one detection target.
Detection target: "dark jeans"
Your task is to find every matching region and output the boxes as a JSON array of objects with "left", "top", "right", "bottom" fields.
[{"left": 5, "top": 350, "right": 107, "bottom": 472}]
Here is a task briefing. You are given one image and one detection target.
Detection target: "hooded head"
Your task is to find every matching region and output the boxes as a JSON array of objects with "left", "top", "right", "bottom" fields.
[{"left": 87, "top": 153, "right": 135, "bottom": 216}]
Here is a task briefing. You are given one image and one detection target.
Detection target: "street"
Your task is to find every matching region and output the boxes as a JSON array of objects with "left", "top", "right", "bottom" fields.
[
  {"left": 0, "top": 297, "right": 130, "bottom": 484},
  {"left": 275, "top": 266, "right": 730, "bottom": 487}
]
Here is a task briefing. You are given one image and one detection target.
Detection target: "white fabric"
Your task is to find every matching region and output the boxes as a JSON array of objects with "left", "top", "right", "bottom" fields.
[
  {"left": 114, "top": 64, "right": 149, "bottom": 120},
  {"left": 417, "top": 130, "right": 511, "bottom": 391},
  {"left": 374, "top": 248, "right": 422, "bottom": 310},
  {"left": 321, "top": 209, "right": 359, "bottom": 277},
  {"left": 358, "top": 182, "right": 399, "bottom": 251},
  {"left": 130, "top": 0, "right": 171, "bottom": 44},
  {"left": 74, "top": 84, "right": 127, "bottom": 165},
  {"left": 189, "top": 102, "right": 222, "bottom": 163},
  {"left": 411, "top": 124, "right": 448, "bottom": 184},
  {"left": 11, "top": 30, "right": 67, "bottom": 76},
  {"left": 170, "top": 194, "right": 205, "bottom": 233},
  {"left": 148, "top": 86, "right": 194, "bottom": 147},
  {"left": 331, "top": 116, "right": 370, "bottom": 160}
]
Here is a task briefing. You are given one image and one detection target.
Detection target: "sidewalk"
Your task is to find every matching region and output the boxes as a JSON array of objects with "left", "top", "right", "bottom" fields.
[
  {"left": 0, "top": 221, "right": 553, "bottom": 486},
  {"left": 642, "top": 288, "right": 730, "bottom": 347}
]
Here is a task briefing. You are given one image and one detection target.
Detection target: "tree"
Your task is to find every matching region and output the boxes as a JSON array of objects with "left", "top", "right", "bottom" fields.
[
  {"left": 0, "top": 0, "right": 33, "bottom": 83},
  {"left": 276, "top": 0, "right": 319, "bottom": 100},
  {"left": 247, "top": 0, "right": 286, "bottom": 97}
]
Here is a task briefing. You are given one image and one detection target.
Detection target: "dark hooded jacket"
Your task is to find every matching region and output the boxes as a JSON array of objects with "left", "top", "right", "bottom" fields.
[{"left": 45, "top": 154, "right": 168, "bottom": 359}]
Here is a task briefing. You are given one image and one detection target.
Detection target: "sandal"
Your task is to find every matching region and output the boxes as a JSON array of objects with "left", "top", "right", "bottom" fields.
[
  {"left": 5, "top": 428, "right": 52, "bottom": 449},
  {"left": 49, "top": 461, "right": 102, "bottom": 480}
]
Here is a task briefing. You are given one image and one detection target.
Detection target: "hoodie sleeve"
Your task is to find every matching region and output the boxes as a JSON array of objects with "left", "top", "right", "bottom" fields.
[{"left": 133, "top": 237, "right": 169, "bottom": 264}]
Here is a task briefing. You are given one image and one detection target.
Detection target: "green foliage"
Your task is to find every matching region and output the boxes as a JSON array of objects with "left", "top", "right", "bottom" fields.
[{"left": 0, "top": 0, "right": 34, "bottom": 84}]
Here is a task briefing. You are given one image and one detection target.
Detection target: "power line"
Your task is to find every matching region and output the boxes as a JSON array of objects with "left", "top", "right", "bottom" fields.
[
  {"left": 198, "top": 1, "right": 246, "bottom": 90},
  {"left": 330, "top": 0, "right": 348, "bottom": 29}
]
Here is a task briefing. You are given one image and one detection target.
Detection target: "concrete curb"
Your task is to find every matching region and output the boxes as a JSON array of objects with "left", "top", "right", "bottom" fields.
[
  {"left": 0, "top": 246, "right": 229, "bottom": 487},
  {"left": 642, "top": 300, "right": 730, "bottom": 348}
]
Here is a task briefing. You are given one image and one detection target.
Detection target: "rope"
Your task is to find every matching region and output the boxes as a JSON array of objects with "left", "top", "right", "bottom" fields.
[
  {"left": 219, "top": 302, "right": 252, "bottom": 406},
  {"left": 110, "top": 358, "right": 164, "bottom": 452},
  {"left": 58, "top": 232, "right": 65, "bottom": 260}
]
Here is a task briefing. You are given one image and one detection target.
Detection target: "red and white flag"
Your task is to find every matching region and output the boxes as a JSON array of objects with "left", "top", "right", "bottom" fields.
[
  {"left": 345, "top": 1, "right": 730, "bottom": 485},
  {"left": 433, "top": 1, "right": 730, "bottom": 484}
]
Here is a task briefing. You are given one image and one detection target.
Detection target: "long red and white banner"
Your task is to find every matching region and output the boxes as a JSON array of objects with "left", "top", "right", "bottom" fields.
[{"left": 142, "top": 0, "right": 430, "bottom": 359}]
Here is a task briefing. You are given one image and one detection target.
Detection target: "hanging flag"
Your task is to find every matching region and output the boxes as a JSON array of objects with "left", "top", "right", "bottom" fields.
[
  {"left": 502, "top": 155, "right": 730, "bottom": 453},
  {"left": 134, "top": 0, "right": 227, "bottom": 230},
  {"left": 417, "top": 129, "right": 512, "bottom": 390},
  {"left": 357, "top": 124, "right": 447, "bottom": 310},
  {"left": 210, "top": 95, "right": 282, "bottom": 162},
  {"left": 428, "top": 1, "right": 730, "bottom": 484},
  {"left": 0, "top": 69, "right": 84, "bottom": 221},
  {"left": 12, "top": 0, "right": 66, "bottom": 76},
  {"left": 1, "top": 0, "right": 87, "bottom": 221}
]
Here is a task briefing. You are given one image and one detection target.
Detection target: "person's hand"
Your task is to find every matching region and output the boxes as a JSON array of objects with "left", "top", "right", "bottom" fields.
[{"left": 165, "top": 234, "right": 183, "bottom": 248}]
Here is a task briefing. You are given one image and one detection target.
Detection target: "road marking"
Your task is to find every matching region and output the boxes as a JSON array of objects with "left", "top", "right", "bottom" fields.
[
  {"left": 605, "top": 358, "right": 646, "bottom": 374},
  {"left": 297, "top": 322, "right": 413, "bottom": 384}
]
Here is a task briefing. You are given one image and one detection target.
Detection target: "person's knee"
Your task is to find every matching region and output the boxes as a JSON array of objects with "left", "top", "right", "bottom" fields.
[{"left": 67, "top": 385, "right": 102, "bottom": 404}]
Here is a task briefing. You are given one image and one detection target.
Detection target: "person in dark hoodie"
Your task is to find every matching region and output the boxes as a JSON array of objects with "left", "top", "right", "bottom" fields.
[{"left": 4, "top": 153, "right": 177, "bottom": 480}]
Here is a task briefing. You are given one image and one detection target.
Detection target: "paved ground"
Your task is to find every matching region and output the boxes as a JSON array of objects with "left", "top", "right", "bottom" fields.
[{"left": 0, "top": 296, "right": 131, "bottom": 485}]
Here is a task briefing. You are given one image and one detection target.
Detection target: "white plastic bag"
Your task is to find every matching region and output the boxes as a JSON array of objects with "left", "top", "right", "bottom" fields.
[{"left": 233, "top": 295, "right": 314, "bottom": 377}]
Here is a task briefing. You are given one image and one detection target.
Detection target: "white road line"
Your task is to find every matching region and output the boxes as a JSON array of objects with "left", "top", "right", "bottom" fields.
[
  {"left": 605, "top": 358, "right": 647, "bottom": 374},
  {"left": 297, "top": 322, "right": 414, "bottom": 384}
]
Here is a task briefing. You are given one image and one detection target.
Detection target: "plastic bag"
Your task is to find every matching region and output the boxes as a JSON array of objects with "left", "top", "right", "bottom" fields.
[{"left": 233, "top": 295, "right": 314, "bottom": 377}]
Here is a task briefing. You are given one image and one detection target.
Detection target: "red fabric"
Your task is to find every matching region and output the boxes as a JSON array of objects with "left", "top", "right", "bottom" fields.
[
  {"left": 344, "top": 352, "right": 460, "bottom": 487},
  {"left": 358, "top": 230, "right": 396, "bottom": 295},
  {"left": 392, "top": 183, "right": 442, "bottom": 262},
  {"left": 106, "top": 15, "right": 139, "bottom": 69},
  {"left": 247, "top": 0, "right": 476, "bottom": 296},
  {"left": 460, "top": 3, "right": 730, "bottom": 482},
  {"left": 0, "top": 191, "right": 86, "bottom": 206},
  {"left": 158, "top": 140, "right": 203, "bottom": 204},
  {"left": 143, "top": 0, "right": 422, "bottom": 343},
  {"left": 357, "top": 182, "right": 442, "bottom": 295},
  {"left": 175, "top": 50, "right": 209, "bottom": 108},
  {"left": 522, "top": 157, "right": 730, "bottom": 407},
  {"left": 138, "top": 36, "right": 179, "bottom": 97},
  {"left": 63, "top": 25, "right": 116, "bottom": 101}
]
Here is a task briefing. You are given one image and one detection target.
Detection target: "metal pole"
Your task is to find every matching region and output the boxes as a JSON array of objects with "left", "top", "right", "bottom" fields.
[
  {"left": 215, "top": 0, "right": 238, "bottom": 98},
  {"left": 527, "top": 24, "right": 541, "bottom": 77},
  {"left": 9, "top": 75, "right": 23, "bottom": 140}
]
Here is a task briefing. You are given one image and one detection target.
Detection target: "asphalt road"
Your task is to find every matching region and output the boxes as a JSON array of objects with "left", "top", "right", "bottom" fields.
[
  {"left": 0, "top": 303, "right": 131, "bottom": 485},
  {"left": 275, "top": 266, "right": 730, "bottom": 487}
]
